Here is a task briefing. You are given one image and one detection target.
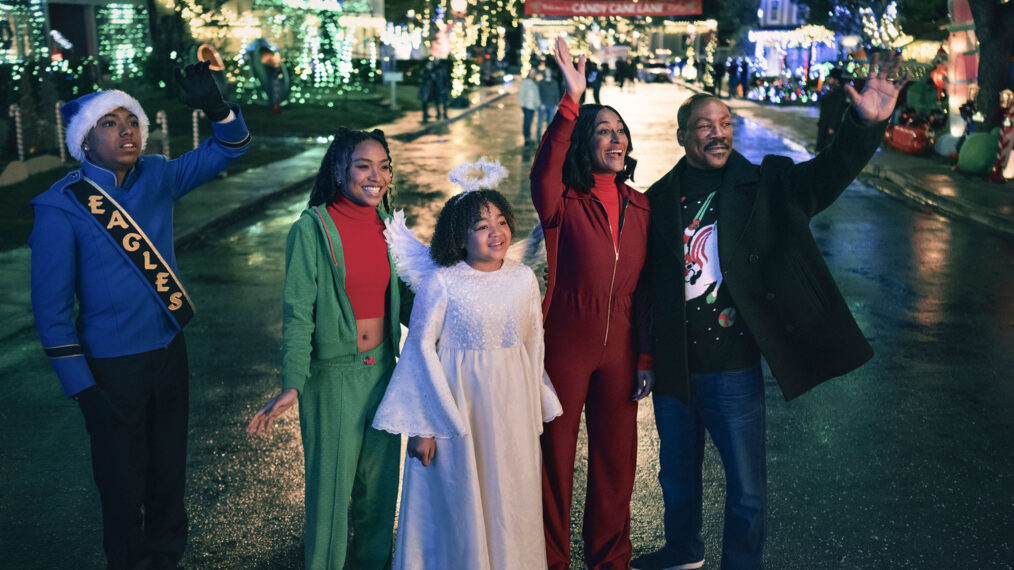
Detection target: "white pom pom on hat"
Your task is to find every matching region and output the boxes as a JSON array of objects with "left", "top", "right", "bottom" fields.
[{"left": 61, "top": 90, "right": 149, "bottom": 162}]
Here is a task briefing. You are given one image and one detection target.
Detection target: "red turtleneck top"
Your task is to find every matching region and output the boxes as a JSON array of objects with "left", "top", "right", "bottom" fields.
[
  {"left": 591, "top": 172, "right": 620, "bottom": 250},
  {"left": 327, "top": 194, "right": 390, "bottom": 319}
]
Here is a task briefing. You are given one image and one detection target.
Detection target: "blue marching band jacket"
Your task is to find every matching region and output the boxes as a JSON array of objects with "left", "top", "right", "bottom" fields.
[{"left": 29, "top": 105, "right": 251, "bottom": 397}]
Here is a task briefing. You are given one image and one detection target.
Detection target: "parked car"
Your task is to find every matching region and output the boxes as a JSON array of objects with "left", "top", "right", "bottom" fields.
[{"left": 641, "top": 60, "right": 673, "bottom": 83}]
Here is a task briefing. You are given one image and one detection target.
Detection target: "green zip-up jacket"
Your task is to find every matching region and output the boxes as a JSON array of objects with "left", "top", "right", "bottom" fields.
[{"left": 281, "top": 204, "right": 412, "bottom": 393}]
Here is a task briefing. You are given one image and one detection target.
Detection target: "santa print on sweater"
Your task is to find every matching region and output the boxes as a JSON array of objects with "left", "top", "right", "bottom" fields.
[
  {"left": 681, "top": 183, "right": 759, "bottom": 373},
  {"left": 682, "top": 191, "right": 720, "bottom": 304}
]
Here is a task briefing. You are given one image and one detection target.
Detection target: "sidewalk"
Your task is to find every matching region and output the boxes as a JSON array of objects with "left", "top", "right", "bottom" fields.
[
  {"left": 683, "top": 80, "right": 1014, "bottom": 237},
  {"left": 0, "top": 85, "right": 512, "bottom": 344}
]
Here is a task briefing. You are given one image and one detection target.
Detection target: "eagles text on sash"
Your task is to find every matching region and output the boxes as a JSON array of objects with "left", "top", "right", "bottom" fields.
[
  {"left": 71, "top": 179, "right": 195, "bottom": 329},
  {"left": 87, "top": 194, "right": 185, "bottom": 311}
]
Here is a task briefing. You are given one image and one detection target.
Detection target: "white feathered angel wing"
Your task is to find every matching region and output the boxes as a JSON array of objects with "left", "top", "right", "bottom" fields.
[
  {"left": 505, "top": 222, "right": 546, "bottom": 268},
  {"left": 384, "top": 209, "right": 436, "bottom": 292}
]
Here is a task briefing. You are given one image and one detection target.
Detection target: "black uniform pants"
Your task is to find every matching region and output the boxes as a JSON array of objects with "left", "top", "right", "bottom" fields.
[{"left": 82, "top": 334, "right": 189, "bottom": 570}]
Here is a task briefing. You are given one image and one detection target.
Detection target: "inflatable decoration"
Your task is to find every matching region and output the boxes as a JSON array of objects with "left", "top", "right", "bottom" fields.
[
  {"left": 906, "top": 81, "right": 939, "bottom": 118},
  {"left": 885, "top": 124, "right": 932, "bottom": 155},
  {"left": 957, "top": 131, "right": 999, "bottom": 175},
  {"left": 246, "top": 38, "right": 290, "bottom": 107},
  {"left": 986, "top": 89, "right": 1014, "bottom": 182},
  {"left": 934, "top": 132, "right": 959, "bottom": 157},
  {"left": 187, "top": 43, "right": 229, "bottom": 98}
]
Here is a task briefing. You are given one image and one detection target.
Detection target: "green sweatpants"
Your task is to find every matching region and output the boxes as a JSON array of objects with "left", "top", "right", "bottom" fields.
[{"left": 299, "top": 342, "right": 400, "bottom": 570}]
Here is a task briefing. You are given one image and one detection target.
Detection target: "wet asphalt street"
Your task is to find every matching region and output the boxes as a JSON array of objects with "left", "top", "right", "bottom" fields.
[{"left": 2, "top": 83, "right": 1013, "bottom": 569}]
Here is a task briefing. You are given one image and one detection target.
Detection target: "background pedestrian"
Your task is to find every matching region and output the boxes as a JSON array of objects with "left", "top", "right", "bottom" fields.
[{"left": 520, "top": 70, "right": 542, "bottom": 145}]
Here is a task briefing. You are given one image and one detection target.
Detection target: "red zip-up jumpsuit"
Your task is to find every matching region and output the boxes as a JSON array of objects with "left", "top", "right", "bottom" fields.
[{"left": 532, "top": 95, "right": 650, "bottom": 570}]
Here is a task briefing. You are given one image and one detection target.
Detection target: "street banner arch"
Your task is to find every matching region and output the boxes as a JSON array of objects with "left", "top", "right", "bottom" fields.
[{"left": 524, "top": 0, "right": 700, "bottom": 17}]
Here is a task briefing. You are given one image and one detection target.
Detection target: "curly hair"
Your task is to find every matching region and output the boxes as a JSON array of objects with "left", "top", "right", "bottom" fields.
[
  {"left": 308, "top": 127, "right": 393, "bottom": 211},
  {"left": 430, "top": 190, "right": 517, "bottom": 267},
  {"left": 561, "top": 104, "right": 637, "bottom": 193}
]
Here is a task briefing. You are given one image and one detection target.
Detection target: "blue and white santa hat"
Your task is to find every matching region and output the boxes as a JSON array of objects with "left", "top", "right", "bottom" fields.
[{"left": 62, "top": 90, "right": 149, "bottom": 162}]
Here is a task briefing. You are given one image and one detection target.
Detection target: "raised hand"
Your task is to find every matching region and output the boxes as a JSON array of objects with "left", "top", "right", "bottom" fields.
[
  {"left": 846, "top": 50, "right": 910, "bottom": 124},
  {"left": 554, "top": 36, "right": 586, "bottom": 103},
  {"left": 175, "top": 60, "right": 231, "bottom": 122}
]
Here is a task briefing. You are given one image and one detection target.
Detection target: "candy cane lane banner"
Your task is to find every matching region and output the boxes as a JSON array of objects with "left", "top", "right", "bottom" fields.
[{"left": 524, "top": 0, "right": 701, "bottom": 17}]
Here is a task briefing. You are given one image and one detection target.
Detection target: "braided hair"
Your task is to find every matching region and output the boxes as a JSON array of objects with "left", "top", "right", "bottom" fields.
[
  {"left": 561, "top": 104, "right": 637, "bottom": 193},
  {"left": 308, "top": 127, "right": 393, "bottom": 211}
]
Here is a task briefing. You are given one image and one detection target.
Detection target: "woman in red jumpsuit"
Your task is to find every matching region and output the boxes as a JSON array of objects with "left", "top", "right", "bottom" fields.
[{"left": 532, "top": 37, "right": 654, "bottom": 570}]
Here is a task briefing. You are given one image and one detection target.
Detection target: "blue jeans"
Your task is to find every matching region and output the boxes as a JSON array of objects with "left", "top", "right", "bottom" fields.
[
  {"left": 653, "top": 363, "right": 766, "bottom": 569},
  {"left": 537, "top": 104, "right": 556, "bottom": 138},
  {"left": 522, "top": 107, "right": 535, "bottom": 142}
]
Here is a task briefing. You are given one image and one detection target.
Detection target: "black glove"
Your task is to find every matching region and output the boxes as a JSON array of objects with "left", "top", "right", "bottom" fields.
[
  {"left": 175, "top": 61, "right": 231, "bottom": 122},
  {"left": 75, "top": 385, "right": 128, "bottom": 431}
]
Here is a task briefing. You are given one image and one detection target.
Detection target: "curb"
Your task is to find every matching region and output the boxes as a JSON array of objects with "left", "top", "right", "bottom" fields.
[
  {"left": 859, "top": 164, "right": 1014, "bottom": 237},
  {"left": 177, "top": 89, "right": 513, "bottom": 248},
  {"left": 175, "top": 173, "right": 315, "bottom": 252},
  {"left": 0, "top": 88, "right": 512, "bottom": 344}
]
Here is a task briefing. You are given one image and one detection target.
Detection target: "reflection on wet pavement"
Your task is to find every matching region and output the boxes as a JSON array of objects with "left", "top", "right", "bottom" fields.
[{"left": 2, "top": 84, "right": 1011, "bottom": 569}]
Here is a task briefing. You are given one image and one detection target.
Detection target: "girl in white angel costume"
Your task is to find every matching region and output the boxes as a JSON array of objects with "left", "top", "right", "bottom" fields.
[{"left": 372, "top": 159, "right": 562, "bottom": 570}]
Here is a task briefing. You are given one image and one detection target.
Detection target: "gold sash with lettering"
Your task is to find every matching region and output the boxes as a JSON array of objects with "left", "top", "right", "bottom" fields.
[{"left": 68, "top": 177, "right": 195, "bottom": 328}]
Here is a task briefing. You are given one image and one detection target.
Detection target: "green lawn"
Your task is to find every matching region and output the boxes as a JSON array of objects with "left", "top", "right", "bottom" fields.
[{"left": 0, "top": 84, "right": 422, "bottom": 252}]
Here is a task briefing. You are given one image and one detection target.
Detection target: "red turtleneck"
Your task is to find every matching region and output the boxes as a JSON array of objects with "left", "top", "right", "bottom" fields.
[
  {"left": 591, "top": 172, "right": 620, "bottom": 250},
  {"left": 327, "top": 194, "right": 390, "bottom": 319}
]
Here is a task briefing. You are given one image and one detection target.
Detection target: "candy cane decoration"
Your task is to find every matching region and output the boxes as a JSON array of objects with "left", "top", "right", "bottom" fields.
[
  {"left": 8, "top": 103, "right": 24, "bottom": 162},
  {"left": 987, "top": 89, "right": 1014, "bottom": 183},
  {"left": 55, "top": 101, "right": 66, "bottom": 162},
  {"left": 156, "top": 110, "right": 169, "bottom": 158},
  {"left": 192, "top": 109, "right": 204, "bottom": 150}
]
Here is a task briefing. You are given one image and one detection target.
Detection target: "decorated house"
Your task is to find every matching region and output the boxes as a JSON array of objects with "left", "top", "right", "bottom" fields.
[
  {"left": 518, "top": 0, "right": 705, "bottom": 80},
  {"left": 153, "top": 0, "right": 388, "bottom": 105},
  {"left": 0, "top": 0, "right": 152, "bottom": 80}
]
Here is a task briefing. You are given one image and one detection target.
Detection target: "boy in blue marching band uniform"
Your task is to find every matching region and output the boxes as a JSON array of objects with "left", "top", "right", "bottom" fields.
[{"left": 29, "top": 62, "right": 250, "bottom": 569}]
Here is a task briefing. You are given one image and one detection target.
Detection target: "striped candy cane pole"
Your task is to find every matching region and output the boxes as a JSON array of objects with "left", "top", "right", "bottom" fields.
[
  {"left": 156, "top": 110, "right": 169, "bottom": 158},
  {"left": 55, "top": 101, "right": 66, "bottom": 162},
  {"left": 192, "top": 109, "right": 204, "bottom": 150},
  {"left": 987, "top": 100, "right": 1014, "bottom": 183},
  {"left": 8, "top": 104, "right": 24, "bottom": 162}
]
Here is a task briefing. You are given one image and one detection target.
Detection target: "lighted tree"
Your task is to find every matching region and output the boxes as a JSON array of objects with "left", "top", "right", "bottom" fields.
[
  {"left": 702, "top": 0, "right": 759, "bottom": 47},
  {"left": 795, "top": 0, "right": 947, "bottom": 42}
]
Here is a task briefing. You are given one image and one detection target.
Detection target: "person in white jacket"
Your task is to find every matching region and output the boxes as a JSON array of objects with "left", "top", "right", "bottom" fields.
[{"left": 520, "top": 70, "right": 541, "bottom": 145}]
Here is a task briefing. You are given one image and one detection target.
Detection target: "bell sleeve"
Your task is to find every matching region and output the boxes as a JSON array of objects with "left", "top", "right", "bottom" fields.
[
  {"left": 372, "top": 271, "right": 469, "bottom": 438},
  {"left": 522, "top": 268, "right": 562, "bottom": 429}
]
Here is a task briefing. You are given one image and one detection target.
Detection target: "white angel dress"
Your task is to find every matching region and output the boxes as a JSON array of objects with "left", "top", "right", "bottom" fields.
[{"left": 372, "top": 211, "right": 562, "bottom": 570}]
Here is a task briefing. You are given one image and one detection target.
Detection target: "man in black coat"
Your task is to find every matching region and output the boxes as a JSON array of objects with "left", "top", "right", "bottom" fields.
[
  {"left": 817, "top": 67, "right": 850, "bottom": 151},
  {"left": 631, "top": 54, "right": 907, "bottom": 570}
]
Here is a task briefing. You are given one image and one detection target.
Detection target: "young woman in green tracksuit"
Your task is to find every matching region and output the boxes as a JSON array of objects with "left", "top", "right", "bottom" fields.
[{"left": 248, "top": 128, "right": 411, "bottom": 569}]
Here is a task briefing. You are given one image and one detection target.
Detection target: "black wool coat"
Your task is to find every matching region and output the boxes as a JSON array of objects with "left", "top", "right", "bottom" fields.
[
  {"left": 817, "top": 86, "right": 849, "bottom": 151},
  {"left": 645, "top": 107, "right": 885, "bottom": 402}
]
